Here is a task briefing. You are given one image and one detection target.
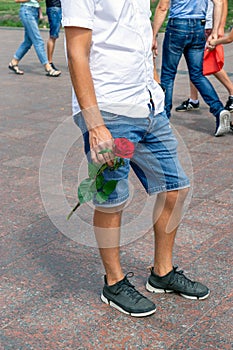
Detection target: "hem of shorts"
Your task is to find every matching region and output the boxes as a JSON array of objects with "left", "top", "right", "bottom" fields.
[
  {"left": 94, "top": 193, "right": 129, "bottom": 208},
  {"left": 50, "top": 35, "right": 59, "bottom": 39},
  {"left": 147, "top": 181, "right": 190, "bottom": 195}
]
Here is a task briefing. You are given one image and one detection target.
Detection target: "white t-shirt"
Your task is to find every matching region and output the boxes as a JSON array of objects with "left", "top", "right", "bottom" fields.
[
  {"left": 61, "top": 0, "right": 164, "bottom": 118},
  {"left": 205, "top": 0, "right": 213, "bottom": 29}
]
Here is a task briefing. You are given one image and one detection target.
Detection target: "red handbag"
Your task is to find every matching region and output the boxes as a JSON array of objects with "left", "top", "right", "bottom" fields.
[{"left": 203, "top": 45, "right": 224, "bottom": 76}]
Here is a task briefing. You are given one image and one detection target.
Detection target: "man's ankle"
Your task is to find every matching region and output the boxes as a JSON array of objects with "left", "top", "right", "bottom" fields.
[
  {"left": 152, "top": 264, "right": 173, "bottom": 277},
  {"left": 189, "top": 98, "right": 199, "bottom": 104},
  {"left": 105, "top": 273, "right": 125, "bottom": 286}
]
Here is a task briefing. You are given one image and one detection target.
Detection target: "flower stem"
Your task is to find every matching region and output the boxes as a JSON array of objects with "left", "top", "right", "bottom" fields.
[{"left": 67, "top": 202, "right": 81, "bottom": 220}]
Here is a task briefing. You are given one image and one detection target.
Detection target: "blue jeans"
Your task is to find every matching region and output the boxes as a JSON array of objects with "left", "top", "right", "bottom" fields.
[
  {"left": 161, "top": 18, "right": 224, "bottom": 119},
  {"left": 14, "top": 5, "right": 48, "bottom": 65},
  {"left": 74, "top": 110, "right": 190, "bottom": 207},
  {"left": 46, "top": 7, "right": 62, "bottom": 39}
]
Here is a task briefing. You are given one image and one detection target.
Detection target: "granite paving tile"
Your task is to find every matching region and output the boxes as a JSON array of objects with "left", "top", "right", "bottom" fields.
[
  {"left": 3, "top": 155, "right": 41, "bottom": 170},
  {"left": 210, "top": 187, "right": 233, "bottom": 204},
  {"left": 0, "top": 217, "right": 60, "bottom": 266},
  {"left": 0, "top": 193, "right": 47, "bottom": 237},
  {"left": 169, "top": 294, "right": 233, "bottom": 350},
  {"left": 181, "top": 200, "right": 232, "bottom": 227}
]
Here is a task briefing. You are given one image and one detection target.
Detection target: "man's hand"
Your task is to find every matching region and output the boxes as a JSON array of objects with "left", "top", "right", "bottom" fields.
[
  {"left": 89, "top": 126, "right": 114, "bottom": 165},
  {"left": 152, "top": 37, "right": 159, "bottom": 57},
  {"left": 206, "top": 31, "right": 218, "bottom": 50}
]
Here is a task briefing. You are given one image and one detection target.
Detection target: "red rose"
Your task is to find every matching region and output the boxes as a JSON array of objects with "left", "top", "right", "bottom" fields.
[{"left": 114, "top": 138, "right": 135, "bottom": 159}]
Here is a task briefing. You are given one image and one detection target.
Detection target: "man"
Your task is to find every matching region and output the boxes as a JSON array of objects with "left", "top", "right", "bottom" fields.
[
  {"left": 153, "top": 0, "right": 231, "bottom": 136},
  {"left": 62, "top": 0, "right": 209, "bottom": 317},
  {"left": 175, "top": 0, "right": 233, "bottom": 116},
  {"left": 46, "top": 0, "right": 62, "bottom": 71}
]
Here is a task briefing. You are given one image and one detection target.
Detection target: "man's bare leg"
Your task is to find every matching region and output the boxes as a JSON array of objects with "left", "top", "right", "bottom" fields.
[
  {"left": 153, "top": 189, "right": 189, "bottom": 276},
  {"left": 93, "top": 207, "right": 124, "bottom": 285},
  {"left": 96, "top": 206, "right": 157, "bottom": 316},
  {"left": 47, "top": 37, "right": 56, "bottom": 63},
  {"left": 147, "top": 188, "right": 209, "bottom": 299},
  {"left": 176, "top": 82, "right": 199, "bottom": 110},
  {"left": 190, "top": 81, "right": 199, "bottom": 101},
  {"left": 214, "top": 69, "right": 233, "bottom": 95}
]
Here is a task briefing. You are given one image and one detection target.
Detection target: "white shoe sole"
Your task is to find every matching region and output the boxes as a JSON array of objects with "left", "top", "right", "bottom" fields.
[
  {"left": 215, "top": 110, "right": 230, "bottom": 136},
  {"left": 146, "top": 281, "right": 173, "bottom": 294},
  {"left": 146, "top": 282, "right": 210, "bottom": 300},
  {"left": 101, "top": 293, "right": 156, "bottom": 317},
  {"left": 175, "top": 107, "right": 199, "bottom": 112}
]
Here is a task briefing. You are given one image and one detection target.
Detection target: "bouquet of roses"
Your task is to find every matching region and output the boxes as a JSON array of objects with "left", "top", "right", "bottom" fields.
[{"left": 67, "top": 138, "right": 135, "bottom": 220}]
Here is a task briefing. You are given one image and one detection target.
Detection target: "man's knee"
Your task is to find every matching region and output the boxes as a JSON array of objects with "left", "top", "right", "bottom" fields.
[{"left": 158, "top": 188, "right": 189, "bottom": 207}]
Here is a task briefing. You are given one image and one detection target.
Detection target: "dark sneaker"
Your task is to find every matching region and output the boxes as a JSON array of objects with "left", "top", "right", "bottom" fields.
[
  {"left": 175, "top": 99, "right": 199, "bottom": 112},
  {"left": 215, "top": 109, "right": 230, "bottom": 136},
  {"left": 101, "top": 273, "right": 156, "bottom": 317},
  {"left": 146, "top": 266, "right": 210, "bottom": 300},
  {"left": 50, "top": 62, "right": 59, "bottom": 71},
  {"left": 230, "top": 122, "right": 233, "bottom": 133},
  {"left": 225, "top": 96, "right": 233, "bottom": 113}
]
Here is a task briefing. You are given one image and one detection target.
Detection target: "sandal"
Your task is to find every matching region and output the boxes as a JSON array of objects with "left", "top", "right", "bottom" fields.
[
  {"left": 45, "top": 67, "right": 61, "bottom": 77},
  {"left": 8, "top": 62, "right": 24, "bottom": 75},
  {"left": 50, "top": 62, "right": 59, "bottom": 71}
]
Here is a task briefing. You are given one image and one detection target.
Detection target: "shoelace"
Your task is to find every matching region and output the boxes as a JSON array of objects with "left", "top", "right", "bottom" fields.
[
  {"left": 172, "top": 267, "right": 196, "bottom": 288},
  {"left": 115, "top": 272, "right": 145, "bottom": 303}
]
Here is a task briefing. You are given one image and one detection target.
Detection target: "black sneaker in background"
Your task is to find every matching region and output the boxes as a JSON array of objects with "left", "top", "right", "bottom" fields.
[
  {"left": 101, "top": 273, "right": 156, "bottom": 317},
  {"left": 146, "top": 266, "right": 210, "bottom": 300},
  {"left": 175, "top": 99, "right": 199, "bottom": 112},
  {"left": 225, "top": 96, "right": 233, "bottom": 113}
]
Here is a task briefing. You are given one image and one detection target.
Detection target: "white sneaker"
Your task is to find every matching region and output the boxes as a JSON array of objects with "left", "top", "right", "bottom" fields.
[{"left": 215, "top": 110, "right": 230, "bottom": 136}]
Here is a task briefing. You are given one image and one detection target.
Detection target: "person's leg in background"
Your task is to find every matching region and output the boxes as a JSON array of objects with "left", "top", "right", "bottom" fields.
[
  {"left": 20, "top": 6, "right": 48, "bottom": 67},
  {"left": 176, "top": 22, "right": 233, "bottom": 115},
  {"left": 175, "top": 81, "right": 200, "bottom": 112},
  {"left": 176, "top": 69, "right": 233, "bottom": 113},
  {"left": 46, "top": 6, "right": 62, "bottom": 71},
  {"left": 184, "top": 23, "right": 230, "bottom": 136},
  {"left": 214, "top": 69, "right": 233, "bottom": 112},
  {"left": 23, "top": 7, "right": 60, "bottom": 76},
  {"left": 8, "top": 5, "right": 33, "bottom": 75},
  {"left": 9, "top": 6, "right": 60, "bottom": 76},
  {"left": 160, "top": 20, "right": 187, "bottom": 119}
]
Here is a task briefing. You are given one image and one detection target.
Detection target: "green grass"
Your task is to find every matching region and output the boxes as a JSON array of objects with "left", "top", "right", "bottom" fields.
[
  {"left": 0, "top": 0, "right": 47, "bottom": 27},
  {"left": 0, "top": 0, "right": 232, "bottom": 29}
]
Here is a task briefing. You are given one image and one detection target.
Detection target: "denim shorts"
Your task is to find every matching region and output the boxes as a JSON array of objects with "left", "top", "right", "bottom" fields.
[
  {"left": 74, "top": 110, "right": 190, "bottom": 207},
  {"left": 46, "top": 7, "right": 62, "bottom": 38}
]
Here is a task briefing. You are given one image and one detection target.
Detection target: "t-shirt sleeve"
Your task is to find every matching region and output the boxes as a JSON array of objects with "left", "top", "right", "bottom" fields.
[{"left": 61, "top": 0, "right": 95, "bottom": 29}]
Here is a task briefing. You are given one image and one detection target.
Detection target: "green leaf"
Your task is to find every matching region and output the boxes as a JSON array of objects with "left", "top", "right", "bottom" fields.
[
  {"left": 96, "top": 191, "right": 109, "bottom": 203},
  {"left": 102, "top": 180, "right": 118, "bottom": 195},
  {"left": 88, "top": 162, "right": 100, "bottom": 179},
  {"left": 98, "top": 148, "right": 112, "bottom": 154},
  {"left": 95, "top": 174, "right": 104, "bottom": 190},
  {"left": 78, "top": 178, "right": 95, "bottom": 204},
  {"left": 90, "top": 180, "right": 97, "bottom": 192}
]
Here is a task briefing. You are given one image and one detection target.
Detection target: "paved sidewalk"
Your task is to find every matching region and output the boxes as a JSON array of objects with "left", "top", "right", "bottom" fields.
[{"left": 1, "top": 27, "right": 233, "bottom": 350}]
